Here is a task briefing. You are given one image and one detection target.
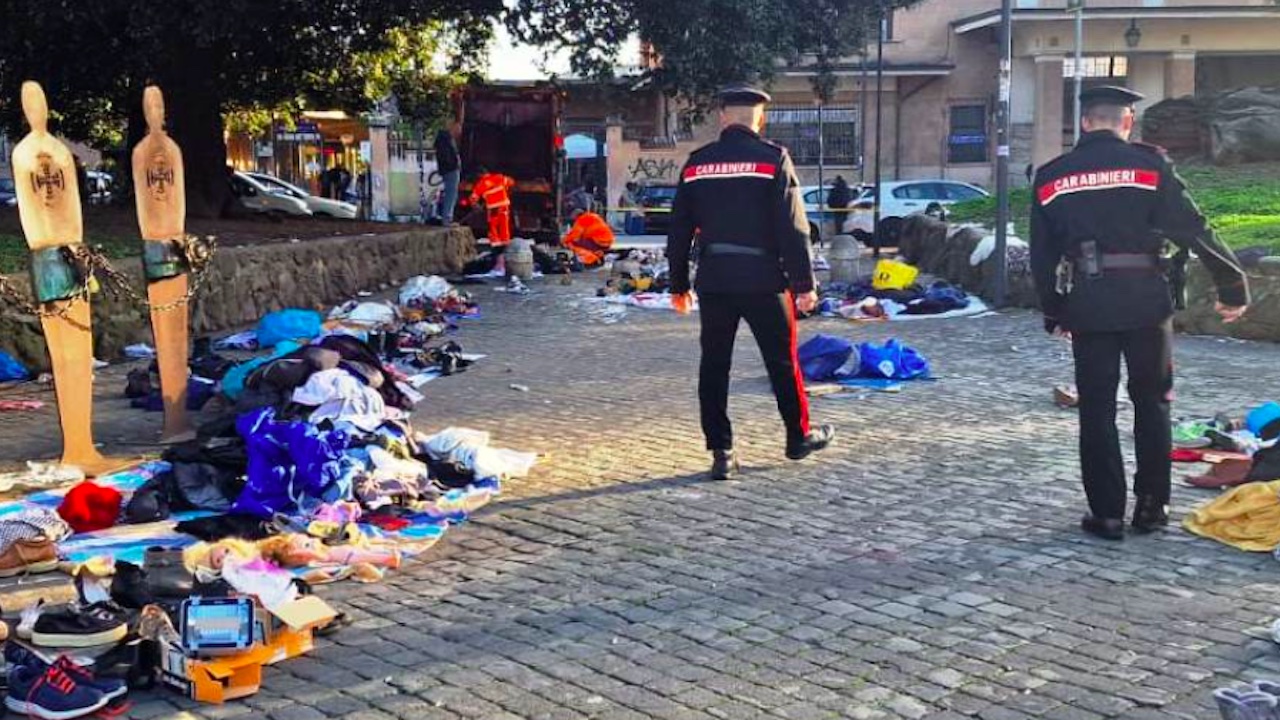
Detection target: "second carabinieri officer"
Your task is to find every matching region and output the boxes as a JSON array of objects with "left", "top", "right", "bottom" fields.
[
  {"left": 1030, "top": 85, "right": 1249, "bottom": 540},
  {"left": 667, "top": 84, "right": 835, "bottom": 481}
]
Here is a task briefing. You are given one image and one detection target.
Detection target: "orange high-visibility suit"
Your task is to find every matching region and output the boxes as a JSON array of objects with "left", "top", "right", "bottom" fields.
[
  {"left": 470, "top": 173, "right": 515, "bottom": 245},
  {"left": 562, "top": 211, "right": 615, "bottom": 266}
]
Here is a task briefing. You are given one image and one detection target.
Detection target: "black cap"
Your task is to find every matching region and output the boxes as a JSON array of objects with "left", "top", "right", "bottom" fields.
[
  {"left": 1080, "top": 85, "right": 1144, "bottom": 110},
  {"left": 719, "top": 85, "right": 772, "bottom": 107}
]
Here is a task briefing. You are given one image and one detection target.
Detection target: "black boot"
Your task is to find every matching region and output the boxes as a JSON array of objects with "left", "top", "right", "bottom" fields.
[
  {"left": 1081, "top": 514, "right": 1125, "bottom": 541},
  {"left": 786, "top": 425, "right": 836, "bottom": 461},
  {"left": 1132, "top": 496, "right": 1169, "bottom": 534},
  {"left": 709, "top": 450, "right": 739, "bottom": 481}
]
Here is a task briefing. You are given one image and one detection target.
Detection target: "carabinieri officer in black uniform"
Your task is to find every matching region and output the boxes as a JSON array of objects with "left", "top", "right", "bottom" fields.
[
  {"left": 1030, "top": 85, "right": 1250, "bottom": 540},
  {"left": 667, "top": 85, "right": 835, "bottom": 481}
]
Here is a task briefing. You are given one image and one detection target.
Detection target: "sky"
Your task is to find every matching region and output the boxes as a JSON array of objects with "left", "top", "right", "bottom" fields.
[
  {"left": 486, "top": 23, "right": 641, "bottom": 81},
  {"left": 487, "top": 25, "right": 573, "bottom": 80}
]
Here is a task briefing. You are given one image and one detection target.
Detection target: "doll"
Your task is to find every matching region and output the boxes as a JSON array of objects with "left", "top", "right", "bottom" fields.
[{"left": 258, "top": 533, "right": 401, "bottom": 571}]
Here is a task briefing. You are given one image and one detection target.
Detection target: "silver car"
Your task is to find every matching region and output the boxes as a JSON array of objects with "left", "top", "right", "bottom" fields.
[{"left": 245, "top": 172, "right": 357, "bottom": 219}]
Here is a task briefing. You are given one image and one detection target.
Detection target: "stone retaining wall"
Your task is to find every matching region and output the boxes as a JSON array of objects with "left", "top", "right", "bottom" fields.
[
  {"left": 896, "top": 215, "right": 1280, "bottom": 342},
  {"left": 0, "top": 227, "right": 475, "bottom": 371}
]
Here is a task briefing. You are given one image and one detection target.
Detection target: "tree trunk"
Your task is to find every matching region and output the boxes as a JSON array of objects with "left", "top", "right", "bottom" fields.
[{"left": 161, "top": 55, "right": 232, "bottom": 219}]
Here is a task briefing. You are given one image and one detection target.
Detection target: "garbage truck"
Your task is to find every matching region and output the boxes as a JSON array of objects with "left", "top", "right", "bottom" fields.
[{"left": 454, "top": 83, "right": 566, "bottom": 243}]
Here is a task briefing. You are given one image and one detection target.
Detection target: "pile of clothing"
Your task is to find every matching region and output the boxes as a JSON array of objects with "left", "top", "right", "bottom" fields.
[
  {"left": 1180, "top": 403, "right": 1280, "bottom": 552},
  {"left": 818, "top": 279, "right": 978, "bottom": 321},
  {"left": 0, "top": 278, "right": 536, "bottom": 710},
  {"left": 597, "top": 250, "right": 670, "bottom": 297},
  {"left": 798, "top": 335, "right": 932, "bottom": 383}
]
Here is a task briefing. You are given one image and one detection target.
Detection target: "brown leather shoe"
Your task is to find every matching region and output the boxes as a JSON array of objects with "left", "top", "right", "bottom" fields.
[{"left": 0, "top": 537, "right": 58, "bottom": 577}]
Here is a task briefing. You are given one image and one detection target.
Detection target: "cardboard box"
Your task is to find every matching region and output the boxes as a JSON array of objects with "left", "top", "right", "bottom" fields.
[
  {"left": 164, "top": 595, "right": 338, "bottom": 702},
  {"left": 253, "top": 595, "right": 338, "bottom": 666},
  {"left": 161, "top": 643, "right": 273, "bottom": 704}
]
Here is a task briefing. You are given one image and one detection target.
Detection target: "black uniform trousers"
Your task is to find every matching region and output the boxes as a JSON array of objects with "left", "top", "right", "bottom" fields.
[
  {"left": 1071, "top": 320, "right": 1174, "bottom": 520},
  {"left": 699, "top": 292, "right": 810, "bottom": 451}
]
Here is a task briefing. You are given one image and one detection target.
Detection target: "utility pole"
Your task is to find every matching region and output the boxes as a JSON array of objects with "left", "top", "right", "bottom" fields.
[
  {"left": 1070, "top": 0, "right": 1085, "bottom": 144},
  {"left": 817, "top": 100, "right": 825, "bottom": 240},
  {"left": 993, "top": 0, "right": 1013, "bottom": 307},
  {"left": 859, "top": 51, "right": 869, "bottom": 184},
  {"left": 872, "top": 0, "right": 886, "bottom": 259}
]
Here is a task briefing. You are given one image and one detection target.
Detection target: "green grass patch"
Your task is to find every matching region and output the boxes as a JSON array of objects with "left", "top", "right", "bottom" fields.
[
  {"left": 0, "top": 234, "right": 140, "bottom": 274},
  {"left": 947, "top": 162, "right": 1280, "bottom": 253}
]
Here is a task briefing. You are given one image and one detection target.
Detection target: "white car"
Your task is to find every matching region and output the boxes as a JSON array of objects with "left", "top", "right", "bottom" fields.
[
  {"left": 230, "top": 172, "right": 312, "bottom": 217},
  {"left": 801, "top": 184, "right": 869, "bottom": 241},
  {"left": 85, "top": 171, "right": 113, "bottom": 204},
  {"left": 842, "top": 180, "right": 989, "bottom": 242},
  {"left": 245, "top": 172, "right": 358, "bottom": 219}
]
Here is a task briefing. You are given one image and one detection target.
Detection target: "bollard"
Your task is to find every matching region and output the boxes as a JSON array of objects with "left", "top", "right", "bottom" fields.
[{"left": 827, "top": 234, "right": 863, "bottom": 284}]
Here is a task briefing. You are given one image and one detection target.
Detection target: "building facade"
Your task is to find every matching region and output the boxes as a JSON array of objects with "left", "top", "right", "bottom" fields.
[{"left": 765, "top": 0, "right": 1280, "bottom": 188}]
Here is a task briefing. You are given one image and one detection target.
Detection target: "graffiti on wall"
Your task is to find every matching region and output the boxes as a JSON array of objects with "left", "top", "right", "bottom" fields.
[{"left": 628, "top": 157, "right": 680, "bottom": 182}]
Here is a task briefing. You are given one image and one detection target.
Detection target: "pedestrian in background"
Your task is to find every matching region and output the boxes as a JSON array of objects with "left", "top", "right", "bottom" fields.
[
  {"left": 1030, "top": 85, "right": 1250, "bottom": 541},
  {"left": 667, "top": 84, "right": 835, "bottom": 481},
  {"left": 435, "top": 122, "right": 461, "bottom": 224}
]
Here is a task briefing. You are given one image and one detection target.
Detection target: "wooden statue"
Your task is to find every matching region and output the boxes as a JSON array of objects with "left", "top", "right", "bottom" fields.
[
  {"left": 132, "top": 86, "right": 194, "bottom": 442},
  {"left": 12, "top": 81, "right": 124, "bottom": 476}
]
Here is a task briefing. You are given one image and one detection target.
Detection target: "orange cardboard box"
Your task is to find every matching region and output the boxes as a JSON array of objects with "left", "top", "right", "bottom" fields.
[{"left": 161, "top": 642, "right": 274, "bottom": 704}]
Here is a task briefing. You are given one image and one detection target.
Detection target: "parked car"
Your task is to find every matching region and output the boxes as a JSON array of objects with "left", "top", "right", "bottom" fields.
[
  {"left": 244, "top": 172, "right": 357, "bottom": 219},
  {"left": 801, "top": 184, "right": 869, "bottom": 245},
  {"left": 85, "top": 171, "right": 113, "bottom": 205},
  {"left": 0, "top": 176, "right": 15, "bottom": 206},
  {"left": 842, "top": 180, "right": 989, "bottom": 245},
  {"left": 229, "top": 172, "right": 312, "bottom": 217},
  {"left": 637, "top": 183, "right": 678, "bottom": 234}
]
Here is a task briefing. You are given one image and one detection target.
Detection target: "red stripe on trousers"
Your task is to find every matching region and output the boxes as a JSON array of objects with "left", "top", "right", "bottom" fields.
[{"left": 785, "top": 291, "right": 811, "bottom": 436}]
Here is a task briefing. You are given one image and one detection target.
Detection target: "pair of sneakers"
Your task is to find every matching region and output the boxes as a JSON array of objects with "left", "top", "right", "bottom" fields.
[
  {"left": 4, "top": 642, "right": 128, "bottom": 719},
  {"left": 1216, "top": 680, "right": 1280, "bottom": 720}
]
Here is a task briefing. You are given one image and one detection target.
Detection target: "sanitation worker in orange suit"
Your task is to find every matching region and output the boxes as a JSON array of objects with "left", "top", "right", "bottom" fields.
[
  {"left": 470, "top": 171, "right": 515, "bottom": 245},
  {"left": 561, "top": 209, "right": 615, "bottom": 266}
]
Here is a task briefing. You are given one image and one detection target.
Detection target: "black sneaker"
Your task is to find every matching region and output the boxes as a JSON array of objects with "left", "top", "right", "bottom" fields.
[
  {"left": 31, "top": 603, "right": 128, "bottom": 648},
  {"left": 786, "top": 425, "right": 836, "bottom": 461}
]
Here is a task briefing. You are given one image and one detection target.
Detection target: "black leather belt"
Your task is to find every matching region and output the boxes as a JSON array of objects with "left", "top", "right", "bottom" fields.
[
  {"left": 703, "top": 242, "right": 769, "bottom": 258},
  {"left": 1075, "top": 253, "right": 1160, "bottom": 272}
]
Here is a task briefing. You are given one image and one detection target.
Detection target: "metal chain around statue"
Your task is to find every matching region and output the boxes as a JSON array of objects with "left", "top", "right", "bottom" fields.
[{"left": 0, "top": 235, "right": 216, "bottom": 318}]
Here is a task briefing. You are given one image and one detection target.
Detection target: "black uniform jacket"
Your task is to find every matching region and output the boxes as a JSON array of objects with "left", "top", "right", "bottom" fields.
[
  {"left": 666, "top": 125, "right": 815, "bottom": 295},
  {"left": 1030, "top": 130, "right": 1248, "bottom": 333}
]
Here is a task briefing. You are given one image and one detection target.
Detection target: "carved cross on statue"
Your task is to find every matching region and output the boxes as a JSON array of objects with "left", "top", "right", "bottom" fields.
[{"left": 31, "top": 152, "right": 65, "bottom": 205}]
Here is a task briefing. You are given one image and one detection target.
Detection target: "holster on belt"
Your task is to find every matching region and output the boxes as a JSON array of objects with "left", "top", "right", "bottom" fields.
[
  {"left": 1166, "top": 248, "right": 1190, "bottom": 311},
  {"left": 29, "top": 245, "right": 84, "bottom": 304},
  {"left": 1055, "top": 258, "right": 1074, "bottom": 296}
]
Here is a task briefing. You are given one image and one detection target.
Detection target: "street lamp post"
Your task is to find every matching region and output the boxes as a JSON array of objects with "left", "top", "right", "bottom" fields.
[
  {"left": 872, "top": 0, "right": 886, "bottom": 259},
  {"left": 1069, "top": 0, "right": 1085, "bottom": 144},
  {"left": 993, "top": 0, "right": 1013, "bottom": 307}
]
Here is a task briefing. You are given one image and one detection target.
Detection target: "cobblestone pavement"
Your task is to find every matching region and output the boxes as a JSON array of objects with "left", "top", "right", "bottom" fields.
[{"left": 3, "top": 272, "right": 1280, "bottom": 720}]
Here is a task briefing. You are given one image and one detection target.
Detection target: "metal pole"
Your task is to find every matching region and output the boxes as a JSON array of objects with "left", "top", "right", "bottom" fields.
[
  {"left": 859, "top": 52, "right": 869, "bottom": 183},
  {"left": 872, "top": 1, "right": 885, "bottom": 259},
  {"left": 994, "top": 0, "right": 1013, "bottom": 307},
  {"left": 817, "top": 101, "right": 825, "bottom": 242},
  {"left": 1072, "top": 0, "right": 1085, "bottom": 144}
]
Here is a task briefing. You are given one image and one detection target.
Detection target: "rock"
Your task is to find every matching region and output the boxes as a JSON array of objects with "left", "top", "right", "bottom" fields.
[
  {"left": 1208, "top": 87, "right": 1280, "bottom": 165},
  {"left": 1142, "top": 97, "right": 1205, "bottom": 158}
]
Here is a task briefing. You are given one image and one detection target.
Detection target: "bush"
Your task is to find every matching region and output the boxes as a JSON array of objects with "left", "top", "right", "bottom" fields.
[{"left": 946, "top": 163, "right": 1280, "bottom": 252}]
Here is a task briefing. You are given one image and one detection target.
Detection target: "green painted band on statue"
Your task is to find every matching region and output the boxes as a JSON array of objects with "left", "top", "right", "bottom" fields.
[
  {"left": 143, "top": 239, "right": 185, "bottom": 281},
  {"left": 29, "top": 245, "right": 81, "bottom": 304}
]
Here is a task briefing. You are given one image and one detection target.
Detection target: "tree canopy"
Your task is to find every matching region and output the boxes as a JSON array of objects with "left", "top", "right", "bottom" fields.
[
  {"left": 0, "top": 0, "right": 919, "bottom": 215},
  {"left": 0, "top": 0, "right": 497, "bottom": 214},
  {"left": 507, "top": 0, "right": 924, "bottom": 104}
]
